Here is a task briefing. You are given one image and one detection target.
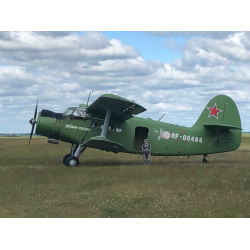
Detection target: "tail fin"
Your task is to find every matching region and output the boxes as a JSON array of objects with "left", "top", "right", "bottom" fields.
[{"left": 195, "top": 95, "right": 241, "bottom": 130}]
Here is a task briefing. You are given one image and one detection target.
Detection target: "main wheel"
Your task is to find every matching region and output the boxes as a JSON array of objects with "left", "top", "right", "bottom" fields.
[
  {"left": 65, "top": 156, "right": 79, "bottom": 167},
  {"left": 63, "top": 154, "right": 71, "bottom": 165}
]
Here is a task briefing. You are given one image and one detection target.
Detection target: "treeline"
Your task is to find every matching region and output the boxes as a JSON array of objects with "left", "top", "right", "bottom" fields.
[{"left": 0, "top": 133, "right": 43, "bottom": 137}]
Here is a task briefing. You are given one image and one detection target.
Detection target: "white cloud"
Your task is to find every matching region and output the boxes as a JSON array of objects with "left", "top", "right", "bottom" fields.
[
  {"left": 0, "top": 31, "right": 249, "bottom": 133},
  {"left": 164, "top": 64, "right": 171, "bottom": 71}
]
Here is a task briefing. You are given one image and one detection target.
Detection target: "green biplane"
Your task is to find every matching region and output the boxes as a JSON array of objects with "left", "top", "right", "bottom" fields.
[{"left": 29, "top": 94, "right": 242, "bottom": 167}]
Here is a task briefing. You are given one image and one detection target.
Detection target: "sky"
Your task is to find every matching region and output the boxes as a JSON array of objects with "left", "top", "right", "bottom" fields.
[{"left": 0, "top": 30, "right": 249, "bottom": 133}]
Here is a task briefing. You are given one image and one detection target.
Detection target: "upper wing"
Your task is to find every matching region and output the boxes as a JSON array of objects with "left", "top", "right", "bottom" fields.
[{"left": 86, "top": 94, "right": 146, "bottom": 120}]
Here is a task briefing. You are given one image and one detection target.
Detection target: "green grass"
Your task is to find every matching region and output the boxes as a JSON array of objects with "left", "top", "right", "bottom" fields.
[{"left": 0, "top": 135, "right": 250, "bottom": 218}]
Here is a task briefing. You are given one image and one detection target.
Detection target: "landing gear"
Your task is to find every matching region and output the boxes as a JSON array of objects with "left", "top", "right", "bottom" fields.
[
  {"left": 63, "top": 144, "right": 86, "bottom": 167},
  {"left": 202, "top": 154, "right": 208, "bottom": 163}
]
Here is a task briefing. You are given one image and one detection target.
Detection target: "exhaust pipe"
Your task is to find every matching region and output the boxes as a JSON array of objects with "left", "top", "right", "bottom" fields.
[{"left": 48, "top": 138, "right": 59, "bottom": 144}]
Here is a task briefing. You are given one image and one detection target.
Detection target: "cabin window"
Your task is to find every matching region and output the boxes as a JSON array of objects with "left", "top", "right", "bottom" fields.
[
  {"left": 116, "top": 127, "right": 122, "bottom": 133},
  {"left": 109, "top": 126, "right": 114, "bottom": 131}
]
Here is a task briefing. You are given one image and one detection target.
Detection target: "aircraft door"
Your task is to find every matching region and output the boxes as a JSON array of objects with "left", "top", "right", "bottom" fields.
[{"left": 133, "top": 126, "right": 149, "bottom": 151}]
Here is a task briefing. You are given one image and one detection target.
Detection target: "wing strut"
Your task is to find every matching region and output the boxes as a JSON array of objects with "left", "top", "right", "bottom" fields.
[
  {"left": 100, "top": 109, "right": 112, "bottom": 138},
  {"left": 100, "top": 106, "right": 116, "bottom": 138}
]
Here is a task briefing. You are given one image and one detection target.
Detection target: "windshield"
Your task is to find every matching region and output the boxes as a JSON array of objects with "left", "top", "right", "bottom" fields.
[{"left": 63, "top": 108, "right": 74, "bottom": 116}]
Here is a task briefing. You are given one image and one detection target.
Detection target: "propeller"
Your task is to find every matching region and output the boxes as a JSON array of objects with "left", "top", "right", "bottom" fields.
[{"left": 29, "top": 97, "right": 38, "bottom": 145}]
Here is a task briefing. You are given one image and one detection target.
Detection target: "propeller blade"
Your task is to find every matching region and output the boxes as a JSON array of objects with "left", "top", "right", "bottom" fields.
[
  {"left": 34, "top": 96, "right": 38, "bottom": 120},
  {"left": 29, "top": 124, "right": 35, "bottom": 145},
  {"left": 29, "top": 96, "right": 39, "bottom": 145}
]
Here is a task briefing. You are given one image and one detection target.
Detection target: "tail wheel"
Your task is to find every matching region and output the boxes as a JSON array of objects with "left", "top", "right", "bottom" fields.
[{"left": 65, "top": 156, "right": 79, "bottom": 167}]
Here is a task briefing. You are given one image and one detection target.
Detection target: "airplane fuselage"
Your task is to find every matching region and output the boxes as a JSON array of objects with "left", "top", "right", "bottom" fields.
[{"left": 36, "top": 111, "right": 241, "bottom": 156}]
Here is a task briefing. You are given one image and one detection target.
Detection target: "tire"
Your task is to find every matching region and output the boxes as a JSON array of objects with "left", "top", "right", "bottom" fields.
[
  {"left": 65, "top": 156, "right": 79, "bottom": 167},
  {"left": 63, "top": 154, "right": 71, "bottom": 165}
]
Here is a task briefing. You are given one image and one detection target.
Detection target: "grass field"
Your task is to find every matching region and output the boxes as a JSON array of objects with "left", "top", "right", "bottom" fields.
[{"left": 0, "top": 134, "right": 250, "bottom": 218}]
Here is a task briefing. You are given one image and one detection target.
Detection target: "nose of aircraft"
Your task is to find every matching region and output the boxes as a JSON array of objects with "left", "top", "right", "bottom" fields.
[
  {"left": 35, "top": 110, "right": 62, "bottom": 139},
  {"left": 35, "top": 111, "right": 52, "bottom": 137},
  {"left": 29, "top": 98, "right": 62, "bottom": 144}
]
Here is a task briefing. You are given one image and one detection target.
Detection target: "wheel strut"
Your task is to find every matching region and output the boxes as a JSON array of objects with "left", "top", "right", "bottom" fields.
[{"left": 202, "top": 154, "right": 208, "bottom": 163}]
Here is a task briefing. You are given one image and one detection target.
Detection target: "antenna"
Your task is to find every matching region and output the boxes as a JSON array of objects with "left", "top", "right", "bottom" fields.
[
  {"left": 86, "top": 91, "right": 94, "bottom": 108},
  {"left": 158, "top": 113, "right": 165, "bottom": 121}
]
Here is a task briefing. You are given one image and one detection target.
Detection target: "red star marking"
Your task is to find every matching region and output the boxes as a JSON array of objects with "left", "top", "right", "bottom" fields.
[{"left": 207, "top": 103, "right": 223, "bottom": 119}]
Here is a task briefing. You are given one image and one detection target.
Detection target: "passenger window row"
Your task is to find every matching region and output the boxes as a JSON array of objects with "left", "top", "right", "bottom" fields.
[{"left": 92, "top": 123, "right": 122, "bottom": 132}]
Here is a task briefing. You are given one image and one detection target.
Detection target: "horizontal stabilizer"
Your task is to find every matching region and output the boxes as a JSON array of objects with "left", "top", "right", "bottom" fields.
[
  {"left": 203, "top": 124, "right": 242, "bottom": 130},
  {"left": 84, "top": 136, "right": 127, "bottom": 153},
  {"left": 86, "top": 94, "right": 146, "bottom": 120}
]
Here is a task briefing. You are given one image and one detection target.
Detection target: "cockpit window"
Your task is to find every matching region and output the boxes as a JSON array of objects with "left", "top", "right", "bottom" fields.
[
  {"left": 73, "top": 109, "right": 86, "bottom": 118},
  {"left": 63, "top": 107, "right": 92, "bottom": 120}
]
